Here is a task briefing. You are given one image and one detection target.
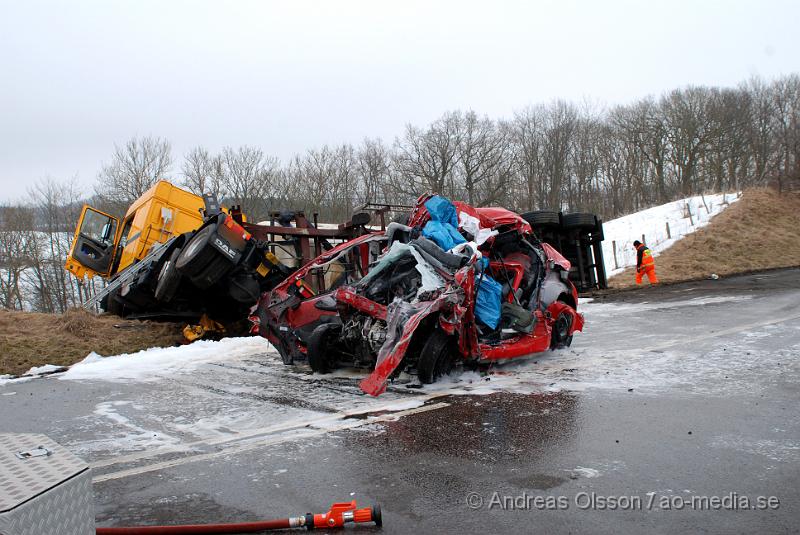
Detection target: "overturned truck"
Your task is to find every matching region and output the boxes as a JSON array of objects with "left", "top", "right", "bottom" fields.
[
  {"left": 65, "top": 181, "right": 378, "bottom": 333},
  {"left": 252, "top": 194, "right": 585, "bottom": 396}
]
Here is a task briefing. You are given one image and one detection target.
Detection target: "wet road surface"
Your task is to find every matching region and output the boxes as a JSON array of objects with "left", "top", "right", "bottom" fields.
[{"left": 2, "top": 268, "right": 799, "bottom": 533}]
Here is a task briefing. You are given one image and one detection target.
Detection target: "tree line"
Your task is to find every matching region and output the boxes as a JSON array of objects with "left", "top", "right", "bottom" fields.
[{"left": 1, "top": 73, "right": 798, "bottom": 312}]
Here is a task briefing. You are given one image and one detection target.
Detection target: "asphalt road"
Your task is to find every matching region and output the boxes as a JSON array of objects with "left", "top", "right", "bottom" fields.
[{"left": 2, "top": 268, "right": 799, "bottom": 534}]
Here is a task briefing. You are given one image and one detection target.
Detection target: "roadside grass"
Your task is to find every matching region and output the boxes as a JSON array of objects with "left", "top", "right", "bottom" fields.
[
  {"left": 0, "top": 308, "right": 183, "bottom": 376},
  {"left": 609, "top": 188, "right": 800, "bottom": 288}
]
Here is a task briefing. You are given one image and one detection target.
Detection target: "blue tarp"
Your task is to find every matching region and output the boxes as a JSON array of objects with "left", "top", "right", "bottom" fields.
[
  {"left": 475, "top": 274, "right": 502, "bottom": 329},
  {"left": 424, "top": 195, "right": 459, "bottom": 227},
  {"left": 422, "top": 220, "right": 467, "bottom": 251},
  {"left": 423, "top": 194, "right": 501, "bottom": 328}
]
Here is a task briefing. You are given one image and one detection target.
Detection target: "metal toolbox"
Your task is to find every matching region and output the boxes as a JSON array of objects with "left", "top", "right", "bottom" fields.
[{"left": 0, "top": 433, "right": 93, "bottom": 535}]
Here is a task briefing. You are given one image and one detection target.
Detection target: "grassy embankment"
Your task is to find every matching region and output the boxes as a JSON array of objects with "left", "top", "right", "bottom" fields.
[
  {"left": 0, "top": 308, "right": 182, "bottom": 376},
  {"left": 609, "top": 188, "right": 800, "bottom": 288}
]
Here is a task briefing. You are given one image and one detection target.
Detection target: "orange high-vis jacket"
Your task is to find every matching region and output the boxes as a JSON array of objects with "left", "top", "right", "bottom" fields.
[{"left": 636, "top": 243, "right": 655, "bottom": 269}]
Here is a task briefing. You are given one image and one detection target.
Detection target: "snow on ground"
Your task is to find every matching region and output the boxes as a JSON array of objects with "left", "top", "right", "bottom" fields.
[
  {"left": 600, "top": 192, "right": 739, "bottom": 277},
  {"left": 5, "top": 286, "right": 796, "bottom": 466},
  {"left": 23, "top": 364, "right": 66, "bottom": 376},
  {"left": 59, "top": 337, "right": 273, "bottom": 382}
]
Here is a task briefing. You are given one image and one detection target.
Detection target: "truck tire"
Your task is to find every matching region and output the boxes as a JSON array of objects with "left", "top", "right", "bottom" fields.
[
  {"left": 176, "top": 224, "right": 219, "bottom": 277},
  {"left": 522, "top": 210, "right": 560, "bottom": 227},
  {"left": 154, "top": 248, "right": 182, "bottom": 302},
  {"left": 189, "top": 255, "right": 233, "bottom": 289},
  {"left": 417, "top": 330, "right": 456, "bottom": 384},
  {"left": 561, "top": 213, "right": 597, "bottom": 231},
  {"left": 307, "top": 323, "right": 341, "bottom": 374},
  {"left": 101, "top": 287, "right": 124, "bottom": 316}
]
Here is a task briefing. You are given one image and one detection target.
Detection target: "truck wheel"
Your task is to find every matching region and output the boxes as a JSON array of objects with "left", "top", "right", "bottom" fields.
[
  {"left": 101, "top": 287, "right": 124, "bottom": 316},
  {"left": 561, "top": 213, "right": 597, "bottom": 231},
  {"left": 155, "top": 248, "right": 182, "bottom": 302},
  {"left": 306, "top": 323, "right": 341, "bottom": 374},
  {"left": 417, "top": 330, "right": 456, "bottom": 384},
  {"left": 176, "top": 224, "right": 219, "bottom": 277},
  {"left": 189, "top": 255, "right": 233, "bottom": 289},
  {"left": 522, "top": 210, "right": 560, "bottom": 228}
]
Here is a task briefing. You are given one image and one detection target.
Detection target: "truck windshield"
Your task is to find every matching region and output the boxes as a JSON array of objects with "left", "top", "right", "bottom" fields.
[{"left": 81, "top": 209, "right": 117, "bottom": 247}]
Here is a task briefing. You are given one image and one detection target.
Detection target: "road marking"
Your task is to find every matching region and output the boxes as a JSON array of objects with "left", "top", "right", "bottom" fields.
[{"left": 92, "top": 401, "right": 450, "bottom": 483}]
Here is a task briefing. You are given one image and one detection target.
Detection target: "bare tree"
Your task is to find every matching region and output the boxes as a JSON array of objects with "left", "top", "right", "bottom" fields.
[
  {"left": 25, "top": 178, "right": 85, "bottom": 313},
  {"left": 455, "top": 112, "right": 513, "bottom": 206},
  {"left": 661, "top": 87, "right": 719, "bottom": 196},
  {"left": 217, "top": 146, "right": 280, "bottom": 220},
  {"left": 0, "top": 206, "right": 37, "bottom": 310},
  {"left": 772, "top": 74, "right": 800, "bottom": 189},
  {"left": 542, "top": 101, "right": 578, "bottom": 210},
  {"left": 181, "top": 146, "right": 223, "bottom": 198},
  {"left": 391, "top": 112, "right": 461, "bottom": 199},
  {"left": 611, "top": 98, "right": 669, "bottom": 203},
  {"left": 355, "top": 138, "right": 393, "bottom": 205},
  {"left": 511, "top": 105, "right": 547, "bottom": 210},
  {"left": 96, "top": 136, "right": 172, "bottom": 210}
]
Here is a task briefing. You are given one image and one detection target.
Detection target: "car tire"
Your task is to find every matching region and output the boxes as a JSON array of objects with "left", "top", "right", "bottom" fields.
[
  {"left": 307, "top": 323, "right": 342, "bottom": 374},
  {"left": 176, "top": 224, "right": 219, "bottom": 277},
  {"left": 550, "top": 300, "right": 574, "bottom": 350},
  {"left": 561, "top": 213, "right": 597, "bottom": 231},
  {"left": 417, "top": 330, "right": 456, "bottom": 384},
  {"left": 522, "top": 210, "right": 560, "bottom": 228},
  {"left": 154, "top": 248, "right": 182, "bottom": 302}
]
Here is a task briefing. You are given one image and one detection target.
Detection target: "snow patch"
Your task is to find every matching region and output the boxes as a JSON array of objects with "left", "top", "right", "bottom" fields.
[
  {"left": 60, "top": 337, "right": 274, "bottom": 382},
  {"left": 24, "top": 364, "right": 66, "bottom": 376},
  {"left": 601, "top": 193, "right": 738, "bottom": 277},
  {"left": 571, "top": 466, "right": 602, "bottom": 478}
]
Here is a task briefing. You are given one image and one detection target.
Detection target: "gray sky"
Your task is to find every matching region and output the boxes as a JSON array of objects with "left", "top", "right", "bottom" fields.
[{"left": 1, "top": 0, "right": 798, "bottom": 202}]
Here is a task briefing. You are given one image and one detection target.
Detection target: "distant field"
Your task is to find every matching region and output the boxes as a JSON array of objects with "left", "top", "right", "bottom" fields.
[
  {"left": 610, "top": 189, "right": 800, "bottom": 287},
  {"left": 0, "top": 309, "right": 182, "bottom": 376}
]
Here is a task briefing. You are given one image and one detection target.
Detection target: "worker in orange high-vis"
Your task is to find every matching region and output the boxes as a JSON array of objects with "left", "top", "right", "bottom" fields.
[{"left": 633, "top": 240, "right": 658, "bottom": 284}]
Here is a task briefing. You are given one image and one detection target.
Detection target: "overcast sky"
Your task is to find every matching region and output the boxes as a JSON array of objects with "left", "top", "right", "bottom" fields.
[{"left": 1, "top": 0, "right": 798, "bottom": 202}]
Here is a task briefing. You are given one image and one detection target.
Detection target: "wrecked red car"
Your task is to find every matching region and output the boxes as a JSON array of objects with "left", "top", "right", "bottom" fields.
[{"left": 252, "top": 194, "right": 584, "bottom": 396}]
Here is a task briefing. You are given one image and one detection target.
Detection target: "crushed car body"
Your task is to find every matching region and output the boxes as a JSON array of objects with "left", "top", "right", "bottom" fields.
[{"left": 252, "top": 194, "right": 584, "bottom": 396}]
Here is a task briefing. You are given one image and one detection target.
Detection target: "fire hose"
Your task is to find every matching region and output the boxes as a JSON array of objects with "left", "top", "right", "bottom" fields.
[{"left": 95, "top": 501, "right": 382, "bottom": 534}]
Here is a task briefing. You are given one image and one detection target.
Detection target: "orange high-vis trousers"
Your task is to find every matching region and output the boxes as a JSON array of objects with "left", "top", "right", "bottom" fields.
[{"left": 636, "top": 264, "right": 658, "bottom": 284}]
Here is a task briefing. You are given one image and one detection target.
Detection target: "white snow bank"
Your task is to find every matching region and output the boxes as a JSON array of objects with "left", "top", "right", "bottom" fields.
[
  {"left": 601, "top": 192, "right": 739, "bottom": 277},
  {"left": 24, "top": 364, "right": 66, "bottom": 376},
  {"left": 60, "top": 337, "right": 274, "bottom": 382}
]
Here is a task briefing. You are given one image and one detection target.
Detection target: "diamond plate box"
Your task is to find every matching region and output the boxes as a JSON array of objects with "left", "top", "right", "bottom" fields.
[{"left": 0, "top": 433, "right": 93, "bottom": 535}]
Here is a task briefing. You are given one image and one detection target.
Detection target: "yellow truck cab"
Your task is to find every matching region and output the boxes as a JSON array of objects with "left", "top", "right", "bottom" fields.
[{"left": 66, "top": 181, "right": 205, "bottom": 280}]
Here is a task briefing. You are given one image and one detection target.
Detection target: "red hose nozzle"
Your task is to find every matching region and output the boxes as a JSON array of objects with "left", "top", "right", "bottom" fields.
[
  {"left": 308, "top": 500, "right": 382, "bottom": 529},
  {"left": 96, "top": 501, "right": 382, "bottom": 534}
]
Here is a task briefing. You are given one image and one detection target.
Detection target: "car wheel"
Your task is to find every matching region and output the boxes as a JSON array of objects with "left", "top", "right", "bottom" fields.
[
  {"left": 154, "top": 248, "right": 182, "bottom": 302},
  {"left": 176, "top": 224, "right": 220, "bottom": 277},
  {"left": 550, "top": 302, "right": 574, "bottom": 350},
  {"left": 307, "top": 323, "right": 342, "bottom": 374},
  {"left": 561, "top": 212, "right": 598, "bottom": 231},
  {"left": 417, "top": 330, "right": 457, "bottom": 384}
]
